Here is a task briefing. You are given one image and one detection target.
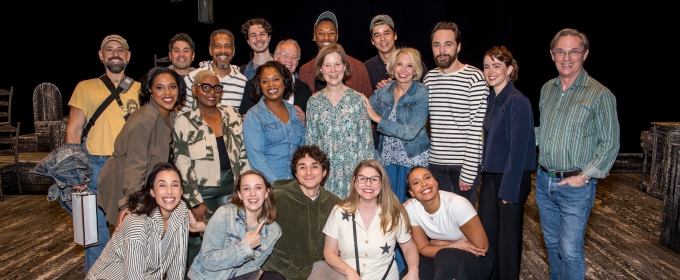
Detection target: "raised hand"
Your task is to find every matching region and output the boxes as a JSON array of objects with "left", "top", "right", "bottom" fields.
[{"left": 245, "top": 220, "right": 266, "bottom": 249}]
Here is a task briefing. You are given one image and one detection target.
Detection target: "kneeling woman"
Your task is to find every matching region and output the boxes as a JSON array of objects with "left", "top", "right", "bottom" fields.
[
  {"left": 315, "top": 160, "right": 419, "bottom": 280},
  {"left": 404, "top": 166, "right": 494, "bottom": 280},
  {"left": 187, "top": 170, "right": 283, "bottom": 280},
  {"left": 87, "top": 163, "right": 204, "bottom": 279}
]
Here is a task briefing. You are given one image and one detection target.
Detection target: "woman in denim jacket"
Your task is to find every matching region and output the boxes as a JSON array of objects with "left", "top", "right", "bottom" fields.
[
  {"left": 364, "top": 48, "right": 430, "bottom": 204},
  {"left": 243, "top": 61, "right": 305, "bottom": 183},
  {"left": 187, "top": 170, "right": 283, "bottom": 280}
]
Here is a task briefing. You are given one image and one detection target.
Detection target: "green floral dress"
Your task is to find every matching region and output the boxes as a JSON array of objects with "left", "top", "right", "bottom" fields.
[{"left": 306, "top": 88, "right": 374, "bottom": 198}]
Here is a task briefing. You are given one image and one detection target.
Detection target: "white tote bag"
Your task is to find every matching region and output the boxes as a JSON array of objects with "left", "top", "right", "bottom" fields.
[{"left": 72, "top": 191, "right": 99, "bottom": 246}]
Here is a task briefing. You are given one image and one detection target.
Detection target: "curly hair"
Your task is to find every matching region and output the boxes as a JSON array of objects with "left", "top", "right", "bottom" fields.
[
  {"left": 290, "top": 145, "right": 331, "bottom": 187},
  {"left": 241, "top": 18, "right": 273, "bottom": 40},
  {"left": 251, "top": 61, "right": 295, "bottom": 101},
  {"left": 230, "top": 170, "right": 277, "bottom": 225},
  {"left": 139, "top": 67, "right": 186, "bottom": 107},
  {"left": 484, "top": 46, "right": 519, "bottom": 83}
]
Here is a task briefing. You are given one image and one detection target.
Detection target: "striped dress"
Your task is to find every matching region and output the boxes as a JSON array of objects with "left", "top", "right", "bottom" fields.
[
  {"left": 424, "top": 65, "right": 489, "bottom": 185},
  {"left": 86, "top": 203, "right": 189, "bottom": 280}
]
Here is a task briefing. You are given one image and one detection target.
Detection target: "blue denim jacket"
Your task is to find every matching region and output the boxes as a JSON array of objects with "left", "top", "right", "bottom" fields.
[
  {"left": 370, "top": 81, "right": 430, "bottom": 158},
  {"left": 187, "top": 203, "right": 281, "bottom": 280},
  {"left": 243, "top": 100, "right": 305, "bottom": 183},
  {"left": 31, "top": 144, "right": 92, "bottom": 207}
]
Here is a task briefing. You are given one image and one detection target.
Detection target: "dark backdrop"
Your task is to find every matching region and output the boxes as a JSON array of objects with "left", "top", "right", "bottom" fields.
[{"left": 0, "top": 0, "right": 667, "bottom": 153}]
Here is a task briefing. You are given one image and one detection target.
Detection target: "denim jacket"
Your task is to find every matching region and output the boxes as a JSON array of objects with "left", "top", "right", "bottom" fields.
[
  {"left": 243, "top": 100, "right": 305, "bottom": 183},
  {"left": 31, "top": 143, "right": 92, "bottom": 208},
  {"left": 370, "top": 81, "right": 430, "bottom": 158},
  {"left": 187, "top": 203, "right": 281, "bottom": 280}
]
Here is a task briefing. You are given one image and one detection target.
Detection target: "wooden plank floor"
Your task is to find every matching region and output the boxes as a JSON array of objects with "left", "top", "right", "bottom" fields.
[{"left": 0, "top": 174, "right": 679, "bottom": 279}]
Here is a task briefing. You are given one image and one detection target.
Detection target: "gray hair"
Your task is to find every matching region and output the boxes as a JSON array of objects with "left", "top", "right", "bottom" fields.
[{"left": 550, "top": 28, "right": 589, "bottom": 51}]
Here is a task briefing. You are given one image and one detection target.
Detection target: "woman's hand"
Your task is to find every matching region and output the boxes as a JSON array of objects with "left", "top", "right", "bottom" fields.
[
  {"left": 451, "top": 238, "right": 486, "bottom": 256},
  {"left": 245, "top": 220, "right": 265, "bottom": 249},
  {"left": 362, "top": 96, "right": 381, "bottom": 123},
  {"left": 344, "top": 268, "right": 361, "bottom": 280},
  {"left": 115, "top": 208, "right": 131, "bottom": 231},
  {"left": 188, "top": 210, "right": 206, "bottom": 233},
  {"left": 402, "top": 270, "right": 419, "bottom": 280}
]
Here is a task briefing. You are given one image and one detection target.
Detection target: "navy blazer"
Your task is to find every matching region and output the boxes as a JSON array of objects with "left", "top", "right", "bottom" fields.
[{"left": 482, "top": 82, "right": 536, "bottom": 203}]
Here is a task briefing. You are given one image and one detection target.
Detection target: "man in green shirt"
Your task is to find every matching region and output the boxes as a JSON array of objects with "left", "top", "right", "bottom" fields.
[{"left": 535, "top": 28, "right": 620, "bottom": 280}]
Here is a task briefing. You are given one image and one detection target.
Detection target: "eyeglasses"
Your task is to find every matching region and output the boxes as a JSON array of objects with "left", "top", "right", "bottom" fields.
[
  {"left": 551, "top": 49, "right": 585, "bottom": 58},
  {"left": 195, "top": 83, "right": 223, "bottom": 93},
  {"left": 276, "top": 52, "right": 299, "bottom": 61},
  {"left": 356, "top": 175, "right": 381, "bottom": 185}
]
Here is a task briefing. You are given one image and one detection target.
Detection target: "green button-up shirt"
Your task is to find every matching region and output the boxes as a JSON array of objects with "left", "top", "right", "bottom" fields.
[{"left": 535, "top": 69, "right": 620, "bottom": 178}]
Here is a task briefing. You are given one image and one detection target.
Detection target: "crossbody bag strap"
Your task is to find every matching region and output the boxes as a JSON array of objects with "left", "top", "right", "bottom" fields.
[
  {"left": 352, "top": 213, "right": 361, "bottom": 276},
  {"left": 81, "top": 75, "right": 133, "bottom": 141},
  {"left": 382, "top": 255, "right": 395, "bottom": 280}
]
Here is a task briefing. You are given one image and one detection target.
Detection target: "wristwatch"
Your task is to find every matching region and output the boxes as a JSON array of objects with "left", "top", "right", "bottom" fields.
[{"left": 579, "top": 173, "right": 590, "bottom": 184}]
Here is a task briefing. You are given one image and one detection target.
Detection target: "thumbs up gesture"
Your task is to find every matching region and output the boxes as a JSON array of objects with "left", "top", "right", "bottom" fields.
[{"left": 245, "top": 220, "right": 266, "bottom": 249}]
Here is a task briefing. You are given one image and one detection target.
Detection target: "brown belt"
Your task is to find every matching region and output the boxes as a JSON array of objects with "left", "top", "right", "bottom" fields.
[{"left": 539, "top": 165, "right": 581, "bottom": 178}]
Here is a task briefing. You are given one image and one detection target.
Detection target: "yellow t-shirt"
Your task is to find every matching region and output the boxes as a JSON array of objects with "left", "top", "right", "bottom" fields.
[{"left": 68, "top": 78, "right": 141, "bottom": 156}]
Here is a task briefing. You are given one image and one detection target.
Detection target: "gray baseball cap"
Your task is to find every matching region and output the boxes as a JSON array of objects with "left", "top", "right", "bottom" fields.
[
  {"left": 314, "top": 11, "right": 338, "bottom": 32},
  {"left": 369, "top": 14, "right": 395, "bottom": 31}
]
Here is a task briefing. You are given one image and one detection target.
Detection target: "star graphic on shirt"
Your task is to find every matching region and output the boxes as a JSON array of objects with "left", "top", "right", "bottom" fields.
[
  {"left": 380, "top": 243, "right": 391, "bottom": 254},
  {"left": 342, "top": 212, "right": 350, "bottom": 221}
]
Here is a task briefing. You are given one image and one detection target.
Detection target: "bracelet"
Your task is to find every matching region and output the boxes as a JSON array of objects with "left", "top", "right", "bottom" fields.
[{"left": 579, "top": 173, "right": 590, "bottom": 184}]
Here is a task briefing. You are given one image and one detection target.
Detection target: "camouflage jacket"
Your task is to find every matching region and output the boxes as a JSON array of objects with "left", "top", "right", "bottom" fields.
[{"left": 173, "top": 103, "right": 250, "bottom": 207}]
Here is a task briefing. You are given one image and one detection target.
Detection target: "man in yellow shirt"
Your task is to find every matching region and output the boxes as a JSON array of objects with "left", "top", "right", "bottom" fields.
[{"left": 64, "top": 34, "right": 140, "bottom": 275}]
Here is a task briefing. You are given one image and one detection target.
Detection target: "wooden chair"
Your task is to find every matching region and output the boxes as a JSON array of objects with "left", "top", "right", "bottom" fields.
[
  {"left": 0, "top": 122, "right": 21, "bottom": 201},
  {"left": 154, "top": 54, "right": 171, "bottom": 67},
  {"left": 0, "top": 87, "right": 13, "bottom": 127}
]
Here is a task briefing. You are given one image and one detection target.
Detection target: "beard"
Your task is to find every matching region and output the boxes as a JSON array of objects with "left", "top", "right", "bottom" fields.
[
  {"left": 103, "top": 57, "right": 127, "bottom": 74},
  {"left": 213, "top": 52, "right": 232, "bottom": 70},
  {"left": 434, "top": 53, "right": 457, "bottom": 69}
]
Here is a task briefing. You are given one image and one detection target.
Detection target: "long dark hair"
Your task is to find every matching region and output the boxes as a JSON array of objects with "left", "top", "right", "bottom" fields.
[
  {"left": 251, "top": 61, "right": 295, "bottom": 101},
  {"left": 127, "top": 162, "right": 182, "bottom": 216},
  {"left": 139, "top": 67, "right": 187, "bottom": 107},
  {"left": 230, "top": 170, "right": 276, "bottom": 225}
]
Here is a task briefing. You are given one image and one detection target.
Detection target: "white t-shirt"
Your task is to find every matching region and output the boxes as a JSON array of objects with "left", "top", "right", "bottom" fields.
[
  {"left": 323, "top": 205, "right": 411, "bottom": 280},
  {"left": 404, "top": 191, "right": 477, "bottom": 241}
]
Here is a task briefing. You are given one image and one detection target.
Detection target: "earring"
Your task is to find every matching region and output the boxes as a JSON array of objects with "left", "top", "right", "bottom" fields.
[{"left": 506, "top": 75, "right": 510, "bottom": 83}]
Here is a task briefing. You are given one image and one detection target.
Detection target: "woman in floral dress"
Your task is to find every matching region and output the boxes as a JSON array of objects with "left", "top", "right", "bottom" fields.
[{"left": 305, "top": 44, "right": 374, "bottom": 199}]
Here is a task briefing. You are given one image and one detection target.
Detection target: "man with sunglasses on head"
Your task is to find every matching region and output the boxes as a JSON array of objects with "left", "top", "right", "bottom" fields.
[
  {"left": 179, "top": 29, "right": 247, "bottom": 113},
  {"left": 535, "top": 28, "right": 619, "bottom": 280}
]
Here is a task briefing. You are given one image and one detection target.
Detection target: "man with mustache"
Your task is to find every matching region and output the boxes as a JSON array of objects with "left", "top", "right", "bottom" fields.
[
  {"left": 179, "top": 29, "right": 247, "bottom": 113},
  {"left": 64, "top": 34, "right": 140, "bottom": 275},
  {"left": 298, "top": 11, "right": 373, "bottom": 98},
  {"left": 423, "top": 22, "right": 488, "bottom": 206},
  {"left": 168, "top": 33, "right": 196, "bottom": 77},
  {"left": 239, "top": 18, "right": 274, "bottom": 80}
]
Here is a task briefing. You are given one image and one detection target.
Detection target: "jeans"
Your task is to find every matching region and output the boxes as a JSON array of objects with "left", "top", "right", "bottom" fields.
[
  {"left": 384, "top": 164, "right": 411, "bottom": 273},
  {"left": 69, "top": 146, "right": 111, "bottom": 276},
  {"left": 535, "top": 167, "right": 597, "bottom": 280},
  {"left": 429, "top": 163, "right": 481, "bottom": 207}
]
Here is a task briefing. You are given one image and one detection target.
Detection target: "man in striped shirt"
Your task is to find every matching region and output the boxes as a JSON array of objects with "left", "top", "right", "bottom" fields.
[
  {"left": 423, "top": 22, "right": 488, "bottom": 206},
  {"left": 535, "top": 28, "right": 619, "bottom": 280},
  {"left": 179, "top": 29, "right": 247, "bottom": 113}
]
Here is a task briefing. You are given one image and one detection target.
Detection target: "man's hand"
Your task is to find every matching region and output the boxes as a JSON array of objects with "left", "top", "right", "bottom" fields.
[
  {"left": 188, "top": 211, "right": 207, "bottom": 233},
  {"left": 245, "top": 220, "right": 265, "bottom": 249},
  {"left": 294, "top": 105, "right": 306, "bottom": 125},
  {"left": 557, "top": 175, "right": 587, "bottom": 187},
  {"left": 374, "top": 78, "right": 392, "bottom": 91},
  {"left": 459, "top": 181, "right": 472, "bottom": 191},
  {"left": 191, "top": 203, "right": 212, "bottom": 222},
  {"left": 115, "top": 208, "right": 131, "bottom": 231}
]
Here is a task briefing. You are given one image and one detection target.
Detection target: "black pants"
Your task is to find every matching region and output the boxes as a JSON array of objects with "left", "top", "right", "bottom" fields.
[
  {"left": 429, "top": 163, "right": 481, "bottom": 207},
  {"left": 477, "top": 171, "right": 532, "bottom": 280},
  {"left": 417, "top": 248, "right": 494, "bottom": 280}
]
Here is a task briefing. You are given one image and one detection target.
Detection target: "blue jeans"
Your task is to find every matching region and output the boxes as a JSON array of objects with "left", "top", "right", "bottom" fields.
[
  {"left": 535, "top": 168, "right": 597, "bottom": 280},
  {"left": 59, "top": 145, "right": 111, "bottom": 276},
  {"left": 384, "top": 164, "right": 411, "bottom": 273}
]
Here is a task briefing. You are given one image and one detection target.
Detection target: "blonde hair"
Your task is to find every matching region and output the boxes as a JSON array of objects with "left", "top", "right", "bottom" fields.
[
  {"left": 388, "top": 47, "right": 424, "bottom": 81},
  {"left": 339, "top": 159, "right": 411, "bottom": 235},
  {"left": 192, "top": 70, "right": 218, "bottom": 86}
]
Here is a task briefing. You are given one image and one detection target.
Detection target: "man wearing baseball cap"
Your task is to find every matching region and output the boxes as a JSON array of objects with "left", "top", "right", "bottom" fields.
[
  {"left": 364, "top": 14, "right": 428, "bottom": 90},
  {"left": 298, "top": 11, "right": 373, "bottom": 98},
  {"left": 64, "top": 34, "right": 140, "bottom": 275}
]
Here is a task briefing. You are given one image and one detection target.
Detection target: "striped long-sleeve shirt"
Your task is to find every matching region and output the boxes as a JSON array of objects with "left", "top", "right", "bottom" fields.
[
  {"left": 536, "top": 69, "right": 620, "bottom": 178},
  {"left": 86, "top": 203, "right": 189, "bottom": 280},
  {"left": 179, "top": 62, "right": 247, "bottom": 114},
  {"left": 424, "top": 65, "right": 489, "bottom": 185}
]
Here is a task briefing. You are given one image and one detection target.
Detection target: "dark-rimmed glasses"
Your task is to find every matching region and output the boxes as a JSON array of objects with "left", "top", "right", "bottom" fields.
[
  {"left": 356, "top": 175, "right": 381, "bottom": 185},
  {"left": 195, "top": 83, "right": 224, "bottom": 93}
]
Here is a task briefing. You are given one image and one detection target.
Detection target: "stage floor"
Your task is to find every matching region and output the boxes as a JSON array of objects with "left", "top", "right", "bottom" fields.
[{"left": 0, "top": 174, "right": 678, "bottom": 279}]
